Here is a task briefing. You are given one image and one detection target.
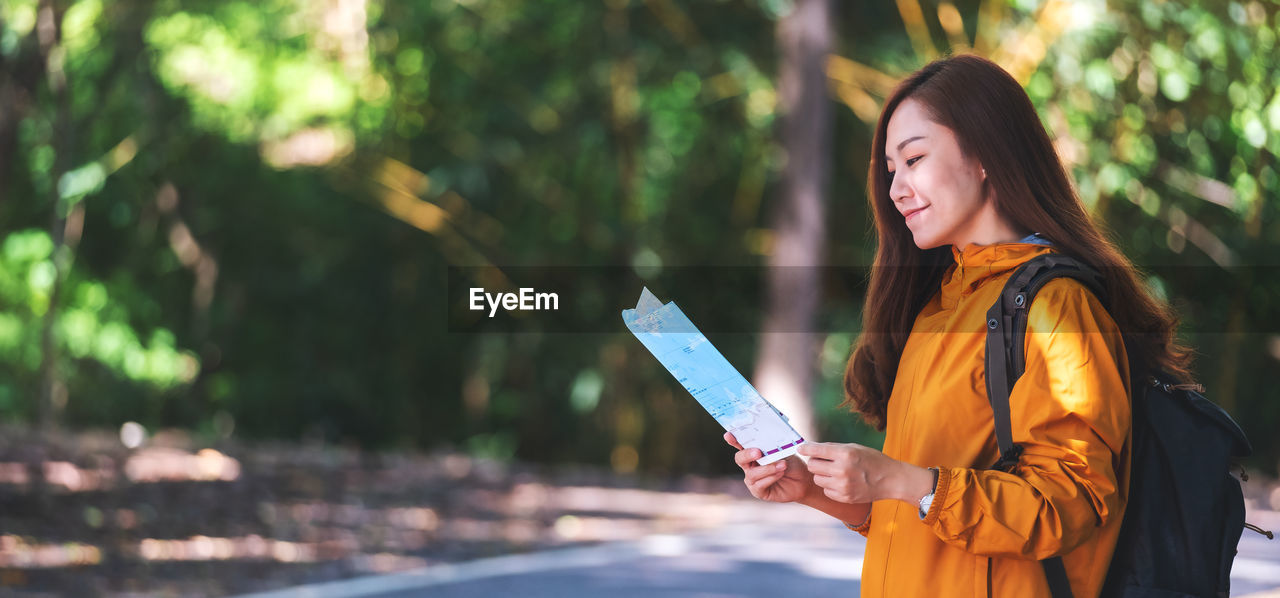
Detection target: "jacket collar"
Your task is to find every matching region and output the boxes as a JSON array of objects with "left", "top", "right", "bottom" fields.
[{"left": 939, "top": 241, "right": 1058, "bottom": 310}]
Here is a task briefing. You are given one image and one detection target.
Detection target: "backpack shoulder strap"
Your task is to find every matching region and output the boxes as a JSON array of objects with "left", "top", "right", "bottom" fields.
[
  {"left": 984, "top": 253, "right": 1106, "bottom": 598},
  {"left": 985, "top": 253, "right": 1106, "bottom": 469}
]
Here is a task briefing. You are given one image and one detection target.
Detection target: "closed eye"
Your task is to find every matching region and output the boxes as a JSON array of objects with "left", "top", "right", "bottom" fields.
[{"left": 886, "top": 156, "right": 922, "bottom": 181}]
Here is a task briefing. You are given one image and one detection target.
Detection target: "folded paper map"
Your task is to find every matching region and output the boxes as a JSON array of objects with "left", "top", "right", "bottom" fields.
[{"left": 622, "top": 287, "right": 805, "bottom": 465}]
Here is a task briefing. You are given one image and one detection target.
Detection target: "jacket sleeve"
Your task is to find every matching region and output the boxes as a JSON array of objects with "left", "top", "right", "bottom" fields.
[
  {"left": 922, "top": 278, "right": 1131, "bottom": 560},
  {"left": 844, "top": 511, "right": 872, "bottom": 537}
]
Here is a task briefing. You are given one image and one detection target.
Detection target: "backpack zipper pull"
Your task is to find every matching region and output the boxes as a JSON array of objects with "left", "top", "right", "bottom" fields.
[{"left": 1244, "top": 522, "right": 1274, "bottom": 540}]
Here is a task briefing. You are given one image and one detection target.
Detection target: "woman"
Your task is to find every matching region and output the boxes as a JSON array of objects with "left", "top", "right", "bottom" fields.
[{"left": 726, "top": 54, "right": 1195, "bottom": 597}]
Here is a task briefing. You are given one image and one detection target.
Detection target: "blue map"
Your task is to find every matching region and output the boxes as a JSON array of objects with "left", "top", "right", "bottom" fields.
[{"left": 622, "top": 288, "right": 805, "bottom": 464}]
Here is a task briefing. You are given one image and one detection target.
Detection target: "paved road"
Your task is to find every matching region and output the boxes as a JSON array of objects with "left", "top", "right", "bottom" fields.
[{"left": 236, "top": 506, "right": 1280, "bottom": 598}]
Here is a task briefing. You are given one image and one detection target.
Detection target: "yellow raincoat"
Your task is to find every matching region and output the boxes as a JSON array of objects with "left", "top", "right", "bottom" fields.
[{"left": 851, "top": 241, "right": 1131, "bottom": 597}]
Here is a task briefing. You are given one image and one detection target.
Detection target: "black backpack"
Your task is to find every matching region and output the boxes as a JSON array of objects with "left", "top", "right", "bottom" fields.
[{"left": 983, "top": 253, "right": 1271, "bottom": 598}]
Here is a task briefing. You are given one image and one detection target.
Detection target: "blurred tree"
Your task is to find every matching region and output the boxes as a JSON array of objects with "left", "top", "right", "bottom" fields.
[{"left": 753, "top": 0, "right": 833, "bottom": 440}]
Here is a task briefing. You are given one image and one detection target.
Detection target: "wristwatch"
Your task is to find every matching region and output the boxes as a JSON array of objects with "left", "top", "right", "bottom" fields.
[{"left": 918, "top": 467, "right": 940, "bottom": 520}]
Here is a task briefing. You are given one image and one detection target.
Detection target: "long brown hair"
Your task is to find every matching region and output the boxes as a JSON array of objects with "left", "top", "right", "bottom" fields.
[{"left": 843, "top": 54, "right": 1195, "bottom": 431}]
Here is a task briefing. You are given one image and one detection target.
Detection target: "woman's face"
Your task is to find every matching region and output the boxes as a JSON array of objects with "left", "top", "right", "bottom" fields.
[{"left": 884, "top": 98, "right": 991, "bottom": 250}]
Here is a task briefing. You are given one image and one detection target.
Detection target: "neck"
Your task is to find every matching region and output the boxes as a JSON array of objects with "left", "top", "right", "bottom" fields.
[{"left": 952, "top": 201, "right": 1028, "bottom": 251}]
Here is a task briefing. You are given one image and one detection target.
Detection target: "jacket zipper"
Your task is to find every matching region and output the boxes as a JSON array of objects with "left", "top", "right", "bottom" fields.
[{"left": 987, "top": 557, "right": 993, "bottom": 598}]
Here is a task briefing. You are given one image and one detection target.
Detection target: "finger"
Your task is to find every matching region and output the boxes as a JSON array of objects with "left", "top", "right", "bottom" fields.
[
  {"left": 797, "top": 441, "right": 836, "bottom": 459},
  {"left": 805, "top": 458, "right": 833, "bottom": 477},
  {"left": 734, "top": 448, "right": 764, "bottom": 468},
  {"left": 744, "top": 460, "right": 786, "bottom": 484},
  {"left": 724, "top": 432, "right": 743, "bottom": 450},
  {"left": 749, "top": 469, "right": 786, "bottom": 493},
  {"left": 750, "top": 473, "right": 785, "bottom": 495},
  {"left": 811, "top": 473, "right": 833, "bottom": 489},
  {"left": 747, "top": 466, "right": 783, "bottom": 484}
]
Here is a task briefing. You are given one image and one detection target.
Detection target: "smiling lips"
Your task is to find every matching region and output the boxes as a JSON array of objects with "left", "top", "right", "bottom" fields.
[{"left": 903, "top": 206, "right": 928, "bottom": 222}]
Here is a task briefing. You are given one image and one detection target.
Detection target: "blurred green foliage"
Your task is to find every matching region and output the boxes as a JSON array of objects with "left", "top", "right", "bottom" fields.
[
  {"left": 0, "top": 229, "right": 195, "bottom": 392},
  {"left": 1030, "top": 0, "right": 1280, "bottom": 447},
  {"left": 0, "top": 0, "right": 1277, "bottom": 475}
]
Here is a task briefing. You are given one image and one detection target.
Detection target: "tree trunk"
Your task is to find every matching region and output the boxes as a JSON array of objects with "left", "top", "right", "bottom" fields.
[
  {"left": 37, "top": 0, "right": 72, "bottom": 432},
  {"left": 33, "top": 0, "right": 71, "bottom": 513},
  {"left": 753, "top": 0, "right": 832, "bottom": 440}
]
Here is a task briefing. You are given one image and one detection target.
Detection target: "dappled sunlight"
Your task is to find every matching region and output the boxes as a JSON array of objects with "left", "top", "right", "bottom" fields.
[
  {"left": 0, "top": 447, "right": 239, "bottom": 492},
  {"left": 248, "top": 479, "right": 747, "bottom": 550},
  {"left": 989, "top": 0, "right": 1073, "bottom": 84},
  {"left": 352, "top": 552, "right": 430, "bottom": 573},
  {"left": 257, "top": 501, "right": 439, "bottom": 532},
  {"left": 262, "top": 126, "right": 355, "bottom": 168},
  {"left": 508, "top": 483, "right": 733, "bottom": 522},
  {"left": 138, "top": 535, "right": 316, "bottom": 563},
  {"left": 548, "top": 515, "right": 649, "bottom": 543},
  {"left": 143, "top": 0, "right": 380, "bottom": 166},
  {"left": 125, "top": 447, "right": 240, "bottom": 483},
  {"left": 895, "top": 0, "right": 938, "bottom": 61},
  {"left": 0, "top": 536, "right": 102, "bottom": 569},
  {"left": 308, "top": 0, "right": 370, "bottom": 75},
  {"left": 0, "top": 462, "right": 25, "bottom": 485},
  {"left": 362, "top": 156, "right": 507, "bottom": 269},
  {"left": 0, "top": 461, "right": 112, "bottom": 492},
  {"left": 41, "top": 460, "right": 106, "bottom": 492}
]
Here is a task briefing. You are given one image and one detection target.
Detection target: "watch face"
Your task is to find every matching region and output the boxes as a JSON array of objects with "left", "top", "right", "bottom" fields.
[{"left": 918, "top": 494, "right": 934, "bottom": 519}]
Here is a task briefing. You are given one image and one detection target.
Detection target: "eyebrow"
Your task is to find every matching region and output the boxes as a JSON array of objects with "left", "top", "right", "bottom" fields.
[{"left": 893, "top": 135, "right": 926, "bottom": 152}]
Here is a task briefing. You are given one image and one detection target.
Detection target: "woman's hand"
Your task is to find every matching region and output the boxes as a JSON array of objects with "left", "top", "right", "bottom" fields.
[
  {"left": 798, "top": 441, "right": 936, "bottom": 506},
  {"left": 725, "top": 432, "right": 813, "bottom": 503}
]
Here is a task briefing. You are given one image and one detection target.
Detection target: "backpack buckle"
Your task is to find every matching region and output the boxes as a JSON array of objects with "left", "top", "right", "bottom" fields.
[{"left": 992, "top": 443, "right": 1024, "bottom": 472}]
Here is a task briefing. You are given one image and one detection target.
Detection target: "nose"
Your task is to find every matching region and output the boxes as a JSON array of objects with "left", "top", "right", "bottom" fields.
[{"left": 889, "top": 168, "right": 910, "bottom": 204}]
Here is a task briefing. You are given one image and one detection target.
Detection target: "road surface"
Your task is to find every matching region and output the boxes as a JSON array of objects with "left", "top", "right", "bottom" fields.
[{"left": 234, "top": 504, "right": 1280, "bottom": 598}]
